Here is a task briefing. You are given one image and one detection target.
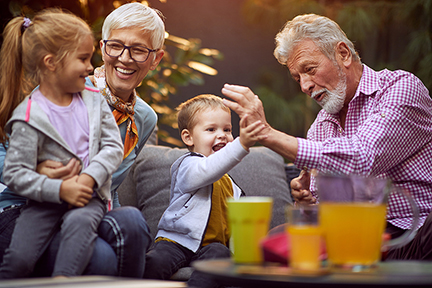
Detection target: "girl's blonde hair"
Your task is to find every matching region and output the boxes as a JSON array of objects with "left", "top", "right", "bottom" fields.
[
  {"left": 176, "top": 94, "right": 230, "bottom": 136},
  {"left": 0, "top": 8, "right": 93, "bottom": 143}
]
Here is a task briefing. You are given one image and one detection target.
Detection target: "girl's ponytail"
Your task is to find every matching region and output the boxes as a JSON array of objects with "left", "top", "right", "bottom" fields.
[{"left": 0, "top": 17, "right": 26, "bottom": 143}]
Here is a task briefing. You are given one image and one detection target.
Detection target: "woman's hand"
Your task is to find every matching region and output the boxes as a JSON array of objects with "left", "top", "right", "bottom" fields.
[{"left": 37, "top": 158, "right": 81, "bottom": 180}]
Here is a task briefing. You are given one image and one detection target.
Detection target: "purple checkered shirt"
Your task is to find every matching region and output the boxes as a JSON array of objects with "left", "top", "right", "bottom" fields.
[{"left": 294, "top": 64, "right": 432, "bottom": 230}]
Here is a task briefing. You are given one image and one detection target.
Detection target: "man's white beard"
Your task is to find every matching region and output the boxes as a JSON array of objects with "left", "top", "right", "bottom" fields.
[{"left": 313, "top": 73, "right": 347, "bottom": 114}]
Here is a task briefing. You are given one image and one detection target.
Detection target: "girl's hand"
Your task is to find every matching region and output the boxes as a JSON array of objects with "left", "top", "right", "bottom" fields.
[
  {"left": 59, "top": 175, "right": 93, "bottom": 207},
  {"left": 239, "top": 114, "right": 268, "bottom": 150},
  {"left": 77, "top": 173, "right": 95, "bottom": 190}
]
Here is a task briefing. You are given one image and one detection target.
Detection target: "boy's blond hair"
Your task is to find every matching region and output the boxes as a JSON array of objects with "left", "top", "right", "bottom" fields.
[{"left": 176, "top": 94, "right": 230, "bottom": 149}]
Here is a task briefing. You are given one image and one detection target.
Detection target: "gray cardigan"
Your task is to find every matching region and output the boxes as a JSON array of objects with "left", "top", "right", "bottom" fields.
[
  {"left": 3, "top": 88, "right": 124, "bottom": 204},
  {"left": 156, "top": 138, "right": 248, "bottom": 252}
]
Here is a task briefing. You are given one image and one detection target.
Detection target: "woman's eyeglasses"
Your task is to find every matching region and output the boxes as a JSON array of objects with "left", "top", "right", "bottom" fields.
[{"left": 103, "top": 40, "right": 158, "bottom": 63}]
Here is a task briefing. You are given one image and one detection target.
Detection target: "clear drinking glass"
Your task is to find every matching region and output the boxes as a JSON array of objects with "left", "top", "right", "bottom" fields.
[
  {"left": 286, "top": 205, "right": 322, "bottom": 271},
  {"left": 317, "top": 174, "right": 419, "bottom": 271}
]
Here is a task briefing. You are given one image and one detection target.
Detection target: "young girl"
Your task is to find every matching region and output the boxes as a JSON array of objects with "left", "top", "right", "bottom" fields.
[{"left": 0, "top": 9, "right": 123, "bottom": 278}]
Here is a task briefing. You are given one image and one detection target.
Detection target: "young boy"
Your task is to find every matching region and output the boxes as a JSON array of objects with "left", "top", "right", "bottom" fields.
[{"left": 143, "top": 94, "right": 267, "bottom": 287}]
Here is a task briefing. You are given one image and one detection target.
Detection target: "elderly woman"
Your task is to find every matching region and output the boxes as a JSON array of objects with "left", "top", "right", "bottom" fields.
[
  {"left": 0, "top": 3, "right": 164, "bottom": 277},
  {"left": 89, "top": 3, "right": 164, "bottom": 207}
]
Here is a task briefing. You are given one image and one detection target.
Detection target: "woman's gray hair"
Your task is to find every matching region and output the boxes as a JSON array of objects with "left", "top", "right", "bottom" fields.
[
  {"left": 102, "top": 3, "right": 165, "bottom": 50},
  {"left": 274, "top": 14, "right": 359, "bottom": 65}
]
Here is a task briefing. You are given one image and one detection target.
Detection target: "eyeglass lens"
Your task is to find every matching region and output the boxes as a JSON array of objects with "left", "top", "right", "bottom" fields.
[{"left": 105, "top": 40, "right": 151, "bottom": 62}]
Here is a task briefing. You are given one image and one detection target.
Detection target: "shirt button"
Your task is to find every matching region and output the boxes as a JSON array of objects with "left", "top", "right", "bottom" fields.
[
  {"left": 381, "top": 113, "right": 386, "bottom": 118},
  {"left": 338, "top": 128, "right": 343, "bottom": 133}
]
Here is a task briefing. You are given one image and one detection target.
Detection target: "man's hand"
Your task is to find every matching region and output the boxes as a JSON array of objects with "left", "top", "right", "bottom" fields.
[
  {"left": 221, "top": 84, "right": 271, "bottom": 135},
  {"left": 37, "top": 158, "right": 81, "bottom": 180},
  {"left": 290, "top": 169, "right": 317, "bottom": 204},
  {"left": 222, "top": 83, "right": 299, "bottom": 162},
  {"left": 59, "top": 175, "right": 93, "bottom": 207}
]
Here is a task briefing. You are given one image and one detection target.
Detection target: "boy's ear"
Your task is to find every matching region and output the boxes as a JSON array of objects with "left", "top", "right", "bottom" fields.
[
  {"left": 181, "top": 129, "right": 194, "bottom": 147},
  {"left": 43, "top": 54, "right": 56, "bottom": 72}
]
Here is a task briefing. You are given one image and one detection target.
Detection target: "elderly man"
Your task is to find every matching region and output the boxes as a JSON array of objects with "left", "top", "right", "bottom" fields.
[{"left": 222, "top": 14, "right": 432, "bottom": 260}]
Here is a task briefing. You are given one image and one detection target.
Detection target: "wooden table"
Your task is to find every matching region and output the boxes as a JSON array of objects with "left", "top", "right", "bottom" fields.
[
  {"left": 0, "top": 276, "right": 186, "bottom": 288},
  {"left": 193, "top": 259, "right": 432, "bottom": 288}
]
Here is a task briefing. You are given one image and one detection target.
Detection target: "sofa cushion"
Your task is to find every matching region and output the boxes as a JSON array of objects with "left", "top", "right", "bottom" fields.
[{"left": 118, "top": 144, "right": 293, "bottom": 240}]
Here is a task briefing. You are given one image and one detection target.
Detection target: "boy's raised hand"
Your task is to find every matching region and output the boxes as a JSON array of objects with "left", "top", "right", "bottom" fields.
[{"left": 239, "top": 114, "right": 268, "bottom": 151}]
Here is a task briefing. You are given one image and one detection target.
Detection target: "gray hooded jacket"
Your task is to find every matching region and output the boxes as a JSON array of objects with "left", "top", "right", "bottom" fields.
[{"left": 3, "top": 87, "right": 123, "bottom": 205}]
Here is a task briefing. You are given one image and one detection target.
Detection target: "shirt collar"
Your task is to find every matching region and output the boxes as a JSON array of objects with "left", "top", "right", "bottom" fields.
[{"left": 355, "top": 64, "right": 380, "bottom": 97}]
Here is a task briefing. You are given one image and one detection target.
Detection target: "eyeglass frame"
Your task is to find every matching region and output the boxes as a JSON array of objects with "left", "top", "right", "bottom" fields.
[{"left": 103, "top": 39, "right": 159, "bottom": 63}]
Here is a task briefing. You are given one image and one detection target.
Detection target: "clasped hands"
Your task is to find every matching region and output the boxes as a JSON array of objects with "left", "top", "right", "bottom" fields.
[
  {"left": 221, "top": 84, "right": 271, "bottom": 143},
  {"left": 222, "top": 83, "right": 315, "bottom": 205},
  {"left": 37, "top": 158, "right": 94, "bottom": 208}
]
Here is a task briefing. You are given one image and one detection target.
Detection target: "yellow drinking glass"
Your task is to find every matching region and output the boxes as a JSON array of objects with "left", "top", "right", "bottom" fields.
[{"left": 227, "top": 197, "right": 273, "bottom": 264}]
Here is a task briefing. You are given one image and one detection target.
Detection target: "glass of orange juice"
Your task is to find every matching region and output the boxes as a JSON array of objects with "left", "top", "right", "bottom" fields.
[
  {"left": 320, "top": 202, "right": 387, "bottom": 268},
  {"left": 317, "top": 173, "right": 419, "bottom": 271},
  {"left": 286, "top": 205, "right": 322, "bottom": 271}
]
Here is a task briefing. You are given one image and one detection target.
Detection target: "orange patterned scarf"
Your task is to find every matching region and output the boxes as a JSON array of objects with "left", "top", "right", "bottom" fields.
[{"left": 94, "top": 66, "right": 138, "bottom": 159}]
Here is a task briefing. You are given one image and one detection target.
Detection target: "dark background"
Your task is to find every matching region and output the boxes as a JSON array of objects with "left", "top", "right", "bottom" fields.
[{"left": 1, "top": 0, "right": 430, "bottom": 149}]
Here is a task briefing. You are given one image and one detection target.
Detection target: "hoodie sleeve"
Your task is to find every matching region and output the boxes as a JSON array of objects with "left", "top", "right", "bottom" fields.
[
  {"left": 3, "top": 121, "right": 62, "bottom": 203},
  {"left": 173, "top": 138, "right": 248, "bottom": 194}
]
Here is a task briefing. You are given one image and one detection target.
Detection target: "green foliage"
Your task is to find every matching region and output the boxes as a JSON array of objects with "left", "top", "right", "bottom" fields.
[{"left": 242, "top": 0, "right": 324, "bottom": 31}]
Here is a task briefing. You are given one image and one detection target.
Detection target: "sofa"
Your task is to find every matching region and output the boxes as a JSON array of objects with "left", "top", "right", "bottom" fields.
[{"left": 117, "top": 144, "right": 299, "bottom": 279}]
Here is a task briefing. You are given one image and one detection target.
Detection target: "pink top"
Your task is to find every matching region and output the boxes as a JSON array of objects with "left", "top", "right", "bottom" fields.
[{"left": 32, "top": 90, "right": 90, "bottom": 168}]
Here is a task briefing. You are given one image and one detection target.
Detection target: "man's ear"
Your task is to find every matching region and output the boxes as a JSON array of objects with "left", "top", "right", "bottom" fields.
[
  {"left": 336, "top": 41, "right": 352, "bottom": 68},
  {"left": 43, "top": 54, "right": 56, "bottom": 72},
  {"left": 181, "top": 129, "right": 194, "bottom": 147}
]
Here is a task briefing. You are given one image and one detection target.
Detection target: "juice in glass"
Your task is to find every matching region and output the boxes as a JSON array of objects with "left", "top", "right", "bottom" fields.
[
  {"left": 319, "top": 202, "right": 387, "bottom": 267},
  {"left": 227, "top": 197, "right": 273, "bottom": 263},
  {"left": 287, "top": 225, "right": 322, "bottom": 270}
]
